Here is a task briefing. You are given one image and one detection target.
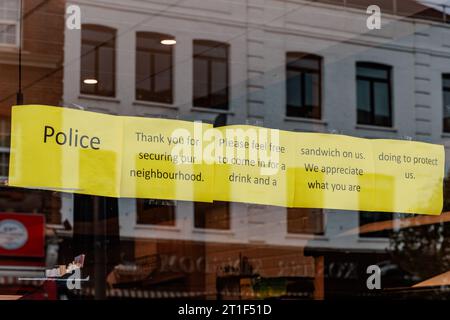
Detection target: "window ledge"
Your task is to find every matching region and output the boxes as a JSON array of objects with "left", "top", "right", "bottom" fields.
[
  {"left": 133, "top": 100, "right": 178, "bottom": 110},
  {"left": 355, "top": 124, "right": 397, "bottom": 133},
  {"left": 286, "top": 234, "right": 328, "bottom": 241},
  {"left": 79, "top": 94, "right": 121, "bottom": 103},
  {"left": 135, "top": 224, "right": 181, "bottom": 232},
  {"left": 441, "top": 133, "right": 450, "bottom": 138},
  {"left": 192, "top": 228, "right": 234, "bottom": 236},
  {"left": 284, "top": 116, "right": 327, "bottom": 125},
  {"left": 191, "top": 107, "right": 234, "bottom": 115}
]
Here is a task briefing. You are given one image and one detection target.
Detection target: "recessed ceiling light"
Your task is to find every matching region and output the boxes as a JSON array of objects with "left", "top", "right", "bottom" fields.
[
  {"left": 83, "top": 79, "right": 98, "bottom": 84},
  {"left": 160, "top": 39, "right": 176, "bottom": 45}
]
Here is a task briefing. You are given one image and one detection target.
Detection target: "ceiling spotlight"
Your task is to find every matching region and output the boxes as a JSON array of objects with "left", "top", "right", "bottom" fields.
[{"left": 160, "top": 39, "right": 176, "bottom": 45}]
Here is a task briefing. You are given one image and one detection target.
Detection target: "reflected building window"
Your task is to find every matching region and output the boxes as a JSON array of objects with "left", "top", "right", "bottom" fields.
[
  {"left": 193, "top": 40, "right": 229, "bottom": 110},
  {"left": 286, "top": 52, "right": 322, "bottom": 119},
  {"left": 194, "top": 201, "right": 230, "bottom": 230},
  {"left": 443, "top": 74, "right": 450, "bottom": 132},
  {"left": 136, "top": 199, "right": 176, "bottom": 226},
  {"left": 0, "top": 189, "right": 61, "bottom": 224},
  {"left": 359, "top": 211, "right": 393, "bottom": 238},
  {"left": 0, "top": 118, "right": 10, "bottom": 179},
  {"left": 287, "top": 208, "right": 324, "bottom": 235},
  {"left": 136, "top": 32, "right": 174, "bottom": 104},
  {"left": 80, "top": 24, "right": 116, "bottom": 97},
  {"left": 0, "top": 0, "right": 19, "bottom": 46},
  {"left": 356, "top": 62, "right": 392, "bottom": 127}
]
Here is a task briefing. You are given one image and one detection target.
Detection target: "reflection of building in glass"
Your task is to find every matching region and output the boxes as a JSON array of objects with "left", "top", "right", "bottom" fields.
[
  {"left": 1, "top": 0, "right": 450, "bottom": 299},
  {"left": 0, "top": 0, "right": 65, "bottom": 297},
  {"left": 59, "top": 0, "right": 450, "bottom": 299}
]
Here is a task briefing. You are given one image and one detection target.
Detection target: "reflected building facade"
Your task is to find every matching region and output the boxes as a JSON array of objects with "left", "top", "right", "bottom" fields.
[{"left": 1, "top": 0, "right": 450, "bottom": 299}]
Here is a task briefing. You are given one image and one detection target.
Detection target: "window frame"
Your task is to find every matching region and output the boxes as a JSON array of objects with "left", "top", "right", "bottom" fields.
[
  {"left": 80, "top": 24, "right": 117, "bottom": 97},
  {"left": 136, "top": 199, "right": 176, "bottom": 226},
  {"left": 0, "top": 0, "right": 20, "bottom": 47},
  {"left": 194, "top": 201, "right": 231, "bottom": 230},
  {"left": 286, "top": 52, "right": 322, "bottom": 119},
  {"left": 135, "top": 31, "right": 174, "bottom": 104},
  {"left": 356, "top": 62, "right": 393, "bottom": 127},
  {"left": 193, "top": 39, "right": 230, "bottom": 110}
]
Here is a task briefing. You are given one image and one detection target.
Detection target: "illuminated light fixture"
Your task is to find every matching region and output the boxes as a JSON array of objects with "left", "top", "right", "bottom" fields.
[
  {"left": 83, "top": 79, "right": 98, "bottom": 85},
  {"left": 160, "top": 39, "right": 176, "bottom": 45}
]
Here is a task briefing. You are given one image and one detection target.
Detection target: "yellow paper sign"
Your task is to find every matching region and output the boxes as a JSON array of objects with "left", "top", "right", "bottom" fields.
[
  {"left": 371, "top": 139, "right": 444, "bottom": 214},
  {"left": 8, "top": 105, "right": 445, "bottom": 215},
  {"left": 293, "top": 133, "right": 375, "bottom": 212},
  {"left": 292, "top": 133, "right": 444, "bottom": 215},
  {"left": 120, "top": 117, "right": 214, "bottom": 202},
  {"left": 212, "top": 125, "right": 295, "bottom": 207},
  {"left": 8, "top": 105, "right": 122, "bottom": 197}
]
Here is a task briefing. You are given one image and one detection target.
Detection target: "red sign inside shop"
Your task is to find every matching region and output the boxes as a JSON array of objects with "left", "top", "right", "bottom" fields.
[{"left": 0, "top": 213, "right": 45, "bottom": 258}]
